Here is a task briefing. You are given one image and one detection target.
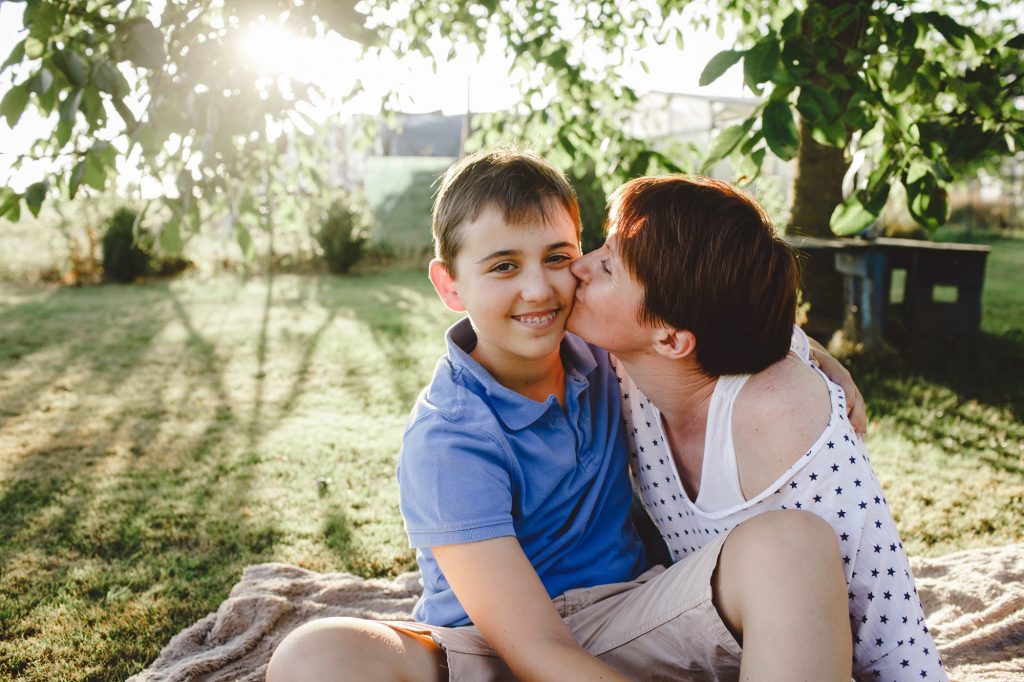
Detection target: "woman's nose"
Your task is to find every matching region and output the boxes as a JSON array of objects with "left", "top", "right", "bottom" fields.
[{"left": 570, "top": 252, "right": 592, "bottom": 280}]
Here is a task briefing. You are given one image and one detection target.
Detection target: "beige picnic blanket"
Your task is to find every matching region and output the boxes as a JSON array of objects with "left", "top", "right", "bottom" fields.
[{"left": 129, "top": 543, "right": 1023, "bottom": 681}]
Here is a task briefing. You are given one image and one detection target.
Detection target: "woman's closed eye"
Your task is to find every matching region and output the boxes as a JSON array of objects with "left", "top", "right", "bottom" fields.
[{"left": 600, "top": 258, "right": 611, "bottom": 274}]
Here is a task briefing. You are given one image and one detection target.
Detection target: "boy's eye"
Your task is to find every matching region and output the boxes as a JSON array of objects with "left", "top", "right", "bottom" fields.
[
  {"left": 547, "top": 253, "right": 572, "bottom": 264},
  {"left": 491, "top": 261, "right": 516, "bottom": 273}
]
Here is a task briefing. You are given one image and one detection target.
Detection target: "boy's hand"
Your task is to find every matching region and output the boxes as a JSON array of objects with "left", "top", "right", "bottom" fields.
[
  {"left": 433, "top": 537, "right": 629, "bottom": 682},
  {"left": 807, "top": 339, "right": 867, "bottom": 439}
]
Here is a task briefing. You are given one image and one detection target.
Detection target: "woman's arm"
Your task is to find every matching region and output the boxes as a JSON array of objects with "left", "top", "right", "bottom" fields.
[{"left": 433, "top": 537, "right": 628, "bottom": 682}]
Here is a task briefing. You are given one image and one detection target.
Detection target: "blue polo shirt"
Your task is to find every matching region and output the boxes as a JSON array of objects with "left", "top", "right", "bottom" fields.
[{"left": 397, "top": 318, "right": 647, "bottom": 627}]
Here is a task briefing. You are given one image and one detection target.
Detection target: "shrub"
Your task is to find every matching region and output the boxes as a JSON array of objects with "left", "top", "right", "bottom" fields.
[
  {"left": 101, "top": 208, "right": 149, "bottom": 283},
  {"left": 316, "top": 195, "right": 370, "bottom": 274},
  {"left": 567, "top": 166, "right": 608, "bottom": 254}
]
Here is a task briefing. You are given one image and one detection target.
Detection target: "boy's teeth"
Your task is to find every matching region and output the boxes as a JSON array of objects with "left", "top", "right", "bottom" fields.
[{"left": 518, "top": 311, "right": 556, "bottom": 324}]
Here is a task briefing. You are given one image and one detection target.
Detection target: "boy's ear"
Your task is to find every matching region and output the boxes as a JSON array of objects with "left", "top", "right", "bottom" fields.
[
  {"left": 428, "top": 259, "right": 466, "bottom": 312},
  {"left": 652, "top": 327, "right": 697, "bottom": 360}
]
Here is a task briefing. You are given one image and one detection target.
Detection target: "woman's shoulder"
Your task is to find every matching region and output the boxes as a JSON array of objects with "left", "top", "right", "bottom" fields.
[
  {"left": 740, "top": 355, "right": 832, "bottom": 416},
  {"left": 731, "top": 357, "right": 834, "bottom": 495}
]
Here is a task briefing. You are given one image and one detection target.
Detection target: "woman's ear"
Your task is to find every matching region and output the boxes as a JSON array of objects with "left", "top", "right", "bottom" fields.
[
  {"left": 653, "top": 327, "right": 697, "bottom": 360},
  {"left": 428, "top": 259, "right": 465, "bottom": 312}
]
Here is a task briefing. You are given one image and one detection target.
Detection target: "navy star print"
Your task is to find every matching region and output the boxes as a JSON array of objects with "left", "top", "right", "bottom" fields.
[{"left": 611, "top": 340, "right": 948, "bottom": 682}]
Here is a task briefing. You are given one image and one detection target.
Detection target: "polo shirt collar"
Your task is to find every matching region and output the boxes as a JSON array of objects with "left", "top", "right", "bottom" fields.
[{"left": 445, "top": 318, "right": 597, "bottom": 431}]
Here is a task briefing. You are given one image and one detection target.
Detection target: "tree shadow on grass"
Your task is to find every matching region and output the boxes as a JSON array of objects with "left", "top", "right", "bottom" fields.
[
  {"left": 0, "top": 280, "right": 301, "bottom": 681},
  {"left": 312, "top": 268, "right": 455, "bottom": 410},
  {"left": 847, "top": 330, "right": 1024, "bottom": 477}
]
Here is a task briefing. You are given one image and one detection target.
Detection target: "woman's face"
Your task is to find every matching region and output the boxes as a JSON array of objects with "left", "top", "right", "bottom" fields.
[{"left": 566, "top": 232, "right": 651, "bottom": 354}]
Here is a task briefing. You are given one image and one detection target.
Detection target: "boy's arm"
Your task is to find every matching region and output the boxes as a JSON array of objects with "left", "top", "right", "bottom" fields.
[
  {"left": 434, "top": 537, "right": 628, "bottom": 682},
  {"left": 805, "top": 335, "right": 867, "bottom": 438},
  {"left": 792, "top": 325, "right": 866, "bottom": 438}
]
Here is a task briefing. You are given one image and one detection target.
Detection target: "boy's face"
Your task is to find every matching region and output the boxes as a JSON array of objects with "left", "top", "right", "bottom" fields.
[{"left": 431, "top": 203, "right": 580, "bottom": 375}]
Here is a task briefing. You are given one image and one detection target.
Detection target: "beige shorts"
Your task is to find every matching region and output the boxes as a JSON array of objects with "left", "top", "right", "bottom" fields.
[{"left": 384, "top": 532, "right": 740, "bottom": 681}]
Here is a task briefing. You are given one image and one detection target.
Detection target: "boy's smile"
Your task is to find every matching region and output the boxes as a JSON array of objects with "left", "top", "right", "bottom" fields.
[
  {"left": 430, "top": 203, "right": 580, "bottom": 391},
  {"left": 512, "top": 308, "right": 560, "bottom": 329}
]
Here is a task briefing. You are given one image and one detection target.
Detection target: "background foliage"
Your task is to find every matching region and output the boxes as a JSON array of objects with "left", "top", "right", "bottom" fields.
[{"left": 4, "top": 0, "right": 1019, "bottom": 248}]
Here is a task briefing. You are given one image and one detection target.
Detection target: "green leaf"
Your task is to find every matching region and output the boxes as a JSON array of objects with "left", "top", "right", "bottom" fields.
[
  {"left": 860, "top": 177, "right": 891, "bottom": 213},
  {"left": 0, "top": 83, "right": 30, "bottom": 127},
  {"left": 5, "top": 198, "right": 21, "bottom": 222},
  {"left": 55, "top": 120, "right": 72, "bottom": 149},
  {"left": 743, "top": 35, "right": 780, "bottom": 89},
  {"left": 91, "top": 140, "right": 117, "bottom": 168},
  {"left": 53, "top": 49, "right": 89, "bottom": 88},
  {"left": 112, "top": 97, "right": 138, "bottom": 130},
  {"left": 780, "top": 10, "right": 801, "bottom": 38},
  {"left": 803, "top": 84, "right": 839, "bottom": 119},
  {"left": 28, "top": 67, "right": 54, "bottom": 95},
  {"left": 739, "top": 129, "right": 763, "bottom": 155},
  {"left": 118, "top": 17, "right": 166, "bottom": 70},
  {"left": 761, "top": 100, "right": 799, "bottom": 160},
  {"left": 908, "top": 185, "right": 949, "bottom": 230},
  {"left": 0, "top": 187, "right": 21, "bottom": 220},
  {"left": 890, "top": 49, "right": 924, "bottom": 95},
  {"left": 91, "top": 60, "right": 128, "bottom": 96},
  {"left": 83, "top": 152, "right": 108, "bottom": 191},
  {"left": 36, "top": 78, "right": 58, "bottom": 114},
  {"left": 69, "top": 160, "right": 86, "bottom": 199},
  {"left": 59, "top": 89, "right": 83, "bottom": 124},
  {"left": 236, "top": 223, "right": 255, "bottom": 258},
  {"left": 920, "top": 11, "right": 968, "bottom": 47},
  {"left": 830, "top": 197, "right": 876, "bottom": 236},
  {"left": 25, "top": 0, "right": 62, "bottom": 43},
  {"left": 160, "top": 216, "right": 183, "bottom": 256},
  {"left": 627, "top": 150, "right": 653, "bottom": 177},
  {"left": 809, "top": 121, "right": 846, "bottom": 148},
  {"left": 706, "top": 121, "right": 752, "bottom": 165},
  {"left": 2, "top": 39, "right": 26, "bottom": 71},
  {"left": 24, "top": 180, "right": 48, "bottom": 218},
  {"left": 900, "top": 15, "right": 919, "bottom": 49},
  {"left": 81, "top": 87, "right": 106, "bottom": 128},
  {"left": 795, "top": 90, "right": 823, "bottom": 122},
  {"left": 699, "top": 49, "right": 743, "bottom": 87},
  {"left": 557, "top": 131, "right": 576, "bottom": 158}
]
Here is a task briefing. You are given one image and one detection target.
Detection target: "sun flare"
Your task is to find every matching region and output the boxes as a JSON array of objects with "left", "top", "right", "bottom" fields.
[{"left": 240, "top": 22, "right": 304, "bottom": 77}]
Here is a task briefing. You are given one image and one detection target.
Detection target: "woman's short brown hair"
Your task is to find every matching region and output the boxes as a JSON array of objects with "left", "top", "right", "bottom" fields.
[
  {"left": 432, "top": 148, "right": 581, "bottom": 275},
  {"left": 611, "top": 175, "right": 799, "bottom": 376}
]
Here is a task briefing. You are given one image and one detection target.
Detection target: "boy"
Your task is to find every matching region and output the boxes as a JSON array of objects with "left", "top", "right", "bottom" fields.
[{"left": 267, "top": 150, "right": 852, "bottom": 681}]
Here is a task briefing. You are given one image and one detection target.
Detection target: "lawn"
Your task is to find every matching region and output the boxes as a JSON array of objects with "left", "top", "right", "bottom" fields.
[{"left": 1, "top": 234, "right": 1022, "bottom": 680}]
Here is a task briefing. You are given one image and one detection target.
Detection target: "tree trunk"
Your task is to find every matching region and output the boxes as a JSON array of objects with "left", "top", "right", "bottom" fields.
[
  {"left": 787, "top": 121, "right": 849, "bottom": 237},
  {"left": 786, "top": 120, "right": 851, "bottom": 339}
]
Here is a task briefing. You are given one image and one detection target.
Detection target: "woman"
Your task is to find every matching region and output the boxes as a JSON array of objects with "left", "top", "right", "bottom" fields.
[{"left": 567, "top": 174, "right": 947, "bottom": 682}]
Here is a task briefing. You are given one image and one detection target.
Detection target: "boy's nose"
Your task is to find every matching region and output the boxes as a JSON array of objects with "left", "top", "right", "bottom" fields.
[{"left": 520, "top": 270, "right": 555, "bottom": 301}]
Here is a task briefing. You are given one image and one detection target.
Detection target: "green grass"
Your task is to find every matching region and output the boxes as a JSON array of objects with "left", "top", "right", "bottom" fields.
[
  {"left": 0, "top": 233, "right": 1022, "bottom": 680},
  {"left": 843, "top": 228, "right": 1024, "bottom": 557},
  {"left": 0, "top": 270, "right": 460, "bottom": 680}
]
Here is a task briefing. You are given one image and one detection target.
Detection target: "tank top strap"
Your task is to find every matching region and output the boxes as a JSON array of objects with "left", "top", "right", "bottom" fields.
[{"left": 694, "top": 374, "right": 751, "bottom": 512}]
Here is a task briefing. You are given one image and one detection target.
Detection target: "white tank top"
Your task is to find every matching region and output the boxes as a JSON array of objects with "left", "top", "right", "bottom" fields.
[{"left": 693, "top": 374, "right": 750, "bottom": 512}]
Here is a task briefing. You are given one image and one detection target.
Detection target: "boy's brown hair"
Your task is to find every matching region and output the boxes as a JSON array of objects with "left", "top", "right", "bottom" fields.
[
  {"left": 611, "top": 174, "right": 800, "bottom": 376},
  {"left": 432, "top": 148, "right": 582, "bottom": 274}
]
